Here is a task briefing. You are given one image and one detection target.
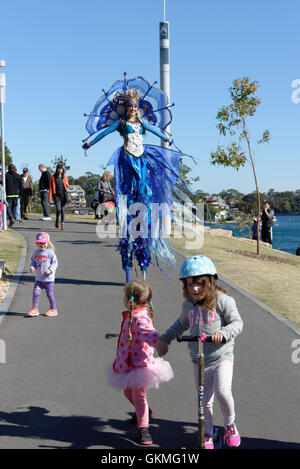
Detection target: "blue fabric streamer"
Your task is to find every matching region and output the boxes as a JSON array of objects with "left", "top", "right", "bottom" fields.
[{"left": 106, "top": 144, "right": 191, "bottom": 273}]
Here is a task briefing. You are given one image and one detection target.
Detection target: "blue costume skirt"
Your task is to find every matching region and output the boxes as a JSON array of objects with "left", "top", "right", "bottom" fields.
[{"left": 106, "top": 144, "right": 187, "bottom": 273}]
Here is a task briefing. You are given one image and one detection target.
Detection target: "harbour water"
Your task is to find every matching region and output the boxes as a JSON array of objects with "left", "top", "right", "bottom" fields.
[{"left": 207, "top": 214, "right": 300, "bottom": 256}]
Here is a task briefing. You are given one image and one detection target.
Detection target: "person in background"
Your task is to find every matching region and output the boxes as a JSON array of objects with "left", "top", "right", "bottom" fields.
[
  {"left": 251, "top": 217, "right": 261, "bottom": 240},
  {"left": 49, "top": 163, "right": 69, "bottom": 230},
  {"left": 20, "top": 167, "right": 33, "bottom": 220},
  {"left": 97, "top": 171, "right": 114, "bottom": 219},
  {"left": 98, "top": 171, "right": 114, "bottom": 204},
  {"left": 0, "top": 194, "right": 8, "bottom": 231},
  {"left": 13, "top": 167, "right": 22, "bottom": 222},
  {"left": 38, "top": 164, "right": 52, "bottom": 221},
  {"left": 91, "top": 189, "right": 100, "bottom": 219},
  {"left": 261, "top": 201, "right": 274, "bottom": 246},
  {"left": 5, "top": 163, "right": 23, "bottom": 227}
]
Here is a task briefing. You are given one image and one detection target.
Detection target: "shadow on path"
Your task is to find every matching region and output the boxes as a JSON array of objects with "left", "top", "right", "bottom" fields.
[
  {"left": 17, "top": 277, "right": 124, "bottom": 287},
  {"left": 0, "top": 406, "right": 298, "bottom": 450}
]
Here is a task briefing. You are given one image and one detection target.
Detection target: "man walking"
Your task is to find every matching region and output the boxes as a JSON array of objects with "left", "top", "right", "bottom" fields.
[
  {"left": 38, "top": 164, "right": 51, "bottom": 221},
  {"left": 261, "top": 201, "right": 274, "bottom": 246},
  {"left": 20, "top": 167, "right": 33, "bottom": 220},
  {"left": 5, "top": 163, "right": 23, "bottom": 227}
]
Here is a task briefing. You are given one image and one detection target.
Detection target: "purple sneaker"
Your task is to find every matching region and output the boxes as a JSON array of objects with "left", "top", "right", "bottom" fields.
[{"left": 224, "top": 422, "right": 241, "bottom": 447}]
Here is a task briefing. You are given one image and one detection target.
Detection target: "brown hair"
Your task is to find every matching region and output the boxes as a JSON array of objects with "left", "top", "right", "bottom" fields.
[
  {"left": 182, "top": 275, "right": 226, "bottom": 310},
  {"left": 124, "top": 280, "right": 154, "bottom": 343}
]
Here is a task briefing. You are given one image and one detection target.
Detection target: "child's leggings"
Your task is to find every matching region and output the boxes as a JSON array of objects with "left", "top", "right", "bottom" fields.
[
  {"left": 33, "top": 281, "right": 56, "bottom": 310},
  {"left": 193, "top": 360, "right": 235, "bottom": 435},
  {"left": 124, "top": 387, "right": 149, "bottom": 428}
]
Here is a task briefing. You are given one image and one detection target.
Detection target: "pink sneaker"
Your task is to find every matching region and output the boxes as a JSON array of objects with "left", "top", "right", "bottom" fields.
[
  {"left": 224, "top": 423, "right": 241, "bottom": 447},
  {"left": 45, "top": 309, "right": 58, "bottom": 317},
  {"left": 204, "top": 434, "right": 214, "bottom": 449},
  {"left": 27, "top": 308, "right": 39, "bottom": 317}
]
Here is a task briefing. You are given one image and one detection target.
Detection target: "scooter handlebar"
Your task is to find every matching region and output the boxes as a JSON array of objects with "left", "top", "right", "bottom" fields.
[{"left": 177, "top": 334, "right": 226, "bottom": 344}]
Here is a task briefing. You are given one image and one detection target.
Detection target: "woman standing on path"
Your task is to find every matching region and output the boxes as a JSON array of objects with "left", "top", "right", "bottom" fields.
[
  {"left": 97, "top": 171, "right": 114, "bottom": 219},
  {"left": 49, "top": 163, "right": 69, "bottom": 230},
  {"left": 97, "top": 171, "right": 114, "bottom": 204}
]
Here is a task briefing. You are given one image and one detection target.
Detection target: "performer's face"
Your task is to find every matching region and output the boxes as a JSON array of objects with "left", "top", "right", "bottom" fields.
[{"left": 127, "top": 103, "right": 138, "bottom": 119}]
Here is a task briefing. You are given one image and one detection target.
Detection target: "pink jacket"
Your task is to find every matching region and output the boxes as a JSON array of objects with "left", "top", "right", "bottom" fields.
[
  {"left": 113, "top": 306, "right": 159, "bottom": 374},
  {"left": 0, "top": 202, "right": 3, "bottom": 212}
]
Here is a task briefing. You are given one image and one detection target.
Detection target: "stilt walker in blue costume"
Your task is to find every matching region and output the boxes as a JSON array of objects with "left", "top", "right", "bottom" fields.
[{"left": 83, "top": 74, "right": 195, "bottom": 282}]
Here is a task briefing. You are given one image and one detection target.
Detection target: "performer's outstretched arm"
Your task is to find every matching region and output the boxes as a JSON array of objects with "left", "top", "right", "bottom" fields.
[
  {"left": 83, "top": 119, "right": 121, "bottom": 149},
  {"left": 142, "top": 118, "right": 172, "bottom": 144}
]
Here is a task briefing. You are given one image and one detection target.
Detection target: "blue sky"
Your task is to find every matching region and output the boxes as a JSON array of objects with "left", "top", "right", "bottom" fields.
[{"left": 2, "top": 0, "right": 300, "bottom": 194}]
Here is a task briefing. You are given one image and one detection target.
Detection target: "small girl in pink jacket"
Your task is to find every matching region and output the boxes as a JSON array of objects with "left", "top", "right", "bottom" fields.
[{"left": 106, "top": 280, "right": 173, "bottom": 445}]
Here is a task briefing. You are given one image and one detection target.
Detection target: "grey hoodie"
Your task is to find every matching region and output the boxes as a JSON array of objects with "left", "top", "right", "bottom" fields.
[
  {"left": 30, "top": 248, "right": 58, "bottom": 283},
  {"left": 161, "top": 291, "right": 243, "bottom": 367}
]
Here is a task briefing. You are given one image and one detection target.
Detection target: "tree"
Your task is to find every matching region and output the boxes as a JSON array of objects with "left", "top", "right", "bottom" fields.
[
  {"left": 210, "top": 77, "right": 270, "bottom": 255},
  {"left": 179, "top": 158, "right": 200, "bottom": 186},
  {"left": 47, "top": 156, "right": 70, "bottom": 174},
  {"left": 218, "top": 188, "right": 243, "bottom": 205},
  {"left": 73, "top": 172, "right": 102, "bottom": 196},
  {"left": 178, "top": 158, "right": 200, "bottom": 205},
  {"left": 0, "top": 137, "right": 12, "bottom": 168}
]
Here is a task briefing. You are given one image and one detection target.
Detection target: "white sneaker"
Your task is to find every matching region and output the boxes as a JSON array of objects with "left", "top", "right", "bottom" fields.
[{"left": 40, "top": 217, "right": 52, "bottom": 221}]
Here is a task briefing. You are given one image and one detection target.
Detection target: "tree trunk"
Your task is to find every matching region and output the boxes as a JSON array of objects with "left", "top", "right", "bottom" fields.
[{"left": 243, "top": 119, "right": 260, "bottom": 255}]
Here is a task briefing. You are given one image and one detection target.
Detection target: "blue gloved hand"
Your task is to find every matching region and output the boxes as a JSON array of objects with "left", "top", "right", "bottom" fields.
[{"left": 82, "top": 142, "right": 90, "bottom": 150}]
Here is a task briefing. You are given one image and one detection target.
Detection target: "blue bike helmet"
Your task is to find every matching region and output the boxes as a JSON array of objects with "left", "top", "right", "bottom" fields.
[{"left": 179, "top": 255, "right": 218, "bottom": 280}]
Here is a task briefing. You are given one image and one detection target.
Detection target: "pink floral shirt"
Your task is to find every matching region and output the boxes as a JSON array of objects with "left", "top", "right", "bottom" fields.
[{"left": 113, "top": 306, "right": 159, "bottom": 374}]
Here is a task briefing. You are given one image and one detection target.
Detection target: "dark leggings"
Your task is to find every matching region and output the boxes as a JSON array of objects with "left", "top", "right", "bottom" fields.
[{"left": 54, "top": 195, "right": 66, "bottom": 222}]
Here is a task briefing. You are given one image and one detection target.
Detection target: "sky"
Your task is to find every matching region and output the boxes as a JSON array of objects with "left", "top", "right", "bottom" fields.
[{"left": 1, "top": 0, "right": 300, "bottom": 195}]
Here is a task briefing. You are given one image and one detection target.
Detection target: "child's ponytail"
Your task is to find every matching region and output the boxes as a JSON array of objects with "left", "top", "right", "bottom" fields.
[
  {"left": 124, "top": 280, "right": 154, "bottom": 343},
  {"left": 127, "top": 296, "right": 135, "bottom": 344}
]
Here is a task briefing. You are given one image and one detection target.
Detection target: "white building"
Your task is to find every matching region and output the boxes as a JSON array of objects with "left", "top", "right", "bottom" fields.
[{"left": 68, "top": 185, "right": 86, "bottom": 208}]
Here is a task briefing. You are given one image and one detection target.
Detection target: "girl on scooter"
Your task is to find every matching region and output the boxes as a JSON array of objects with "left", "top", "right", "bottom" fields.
[{"left": 156, "top": 255, "right": 243, "bottom": 449}]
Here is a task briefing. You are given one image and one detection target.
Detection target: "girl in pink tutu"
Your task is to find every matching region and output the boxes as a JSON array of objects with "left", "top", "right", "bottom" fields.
[{"left": 106, "top": 280, "right": 173, "bottom": 445}]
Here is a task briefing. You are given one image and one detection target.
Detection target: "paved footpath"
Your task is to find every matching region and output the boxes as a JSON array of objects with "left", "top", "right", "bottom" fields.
[{"left": 0, "top": 217, "right": 299, "bottom": 449}]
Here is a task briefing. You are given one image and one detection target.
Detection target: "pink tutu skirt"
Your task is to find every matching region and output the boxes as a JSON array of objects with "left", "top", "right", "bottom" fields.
[{"left": 106, "top": 357, "right": 174, "bottom": 391}]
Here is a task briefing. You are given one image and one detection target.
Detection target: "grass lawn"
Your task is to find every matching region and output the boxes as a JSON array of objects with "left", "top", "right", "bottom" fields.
[
  {"left": 0, "top": 229, "right": 23, "bottom": 275},
  {"left": 0, "top": 229, "right": 23, "bottom": 305},
  {"left": 172, "top": 227, "right": 300, "bottom": 327}
]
